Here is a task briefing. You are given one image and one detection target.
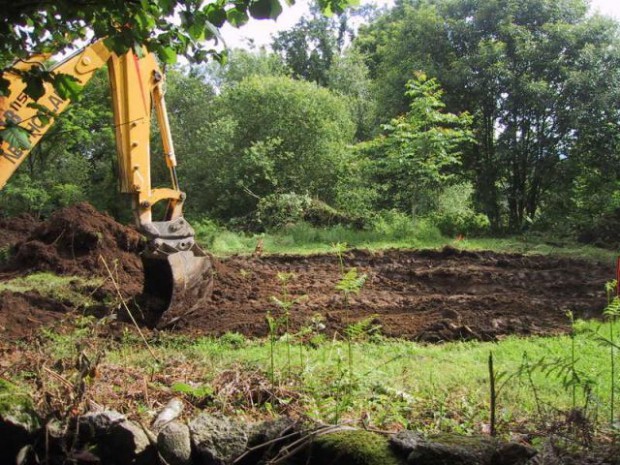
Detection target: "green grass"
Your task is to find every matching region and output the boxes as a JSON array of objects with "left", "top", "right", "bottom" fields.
[
  {"left": 202, "top": 221, "right": 617, "bottom": 264},
  {"left": 0, "top": 272, "right": 103, "bottom": 307},
  {"left": 62, "top": 317, "right": 615, "bottom": 435}
]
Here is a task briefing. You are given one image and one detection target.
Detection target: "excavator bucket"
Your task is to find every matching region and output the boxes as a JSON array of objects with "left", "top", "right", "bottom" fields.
[
  {"left": 142, "top": 250, "right": 213, "bottom": 316},
  {"left": 138, "top": 217, "right": 213, "bottom": 318}
]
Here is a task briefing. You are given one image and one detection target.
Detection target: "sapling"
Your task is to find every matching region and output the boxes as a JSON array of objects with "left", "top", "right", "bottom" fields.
[{"left": 332, "top": 243, "right": 367, "bottom": 395}]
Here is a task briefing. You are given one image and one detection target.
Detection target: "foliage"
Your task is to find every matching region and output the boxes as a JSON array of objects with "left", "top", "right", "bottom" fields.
[
  {"left": 0, "top": 173, "right": 50, "bottom": 218},
  {"left": 327, "top": 49, "right": 377, "bottom": 140},
  {"left": 359, "top": 73, "right": 472, "bottom": 216},
  {"left": 199, "top": 48, "right": 290, "bottom": 90},
  {"left": 432, "top": 183, "right": 490, "bottom": 237},
  {"left": 0, "top": 0, "right": 353, "bottom": 90},
  {"left": 188, "top": 75, "right": 355, "bottom": 221},
  {"left": 272, "top": 8, "right": 349, "bottom": 86},
  {"left": 256, "top": 192, "right": 363, "bottom": 230},
  {"left": 356, "top": 0, "right": 620, "bottom": 232}
]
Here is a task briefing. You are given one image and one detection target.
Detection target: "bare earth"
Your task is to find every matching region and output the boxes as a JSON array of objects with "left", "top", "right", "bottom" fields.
[{"left": 0, "top": 204, "right": 613, "bottom": 342}]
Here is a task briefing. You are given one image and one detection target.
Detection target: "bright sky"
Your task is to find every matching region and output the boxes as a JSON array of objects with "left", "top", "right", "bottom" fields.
[{"left": 219, "top": 0, "right": 620, "bottom": 50}]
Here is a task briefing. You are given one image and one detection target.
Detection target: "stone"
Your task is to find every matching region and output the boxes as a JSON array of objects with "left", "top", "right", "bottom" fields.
[
  {"left": 153, "top": 398, "right": 184, "bottom": 431},
  {"left": 189, "top": 413, "right": 249, "bottom": 465},
  {"left": 78, "top": 410, "right": 156, "bottom": 465},
  {"left": 390, "top": 431, "right": 536, "bottom": 465},
  {"left": 0, "top": 404, "right": 40, "bottom": 465},
  {"left": 158, "top": 421, "right": 192, "bottom": 465}
]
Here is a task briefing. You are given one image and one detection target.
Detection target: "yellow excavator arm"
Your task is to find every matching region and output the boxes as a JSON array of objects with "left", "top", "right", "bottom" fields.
[{"left": 0, "top": 41, "right": 211, "bottom": 316}]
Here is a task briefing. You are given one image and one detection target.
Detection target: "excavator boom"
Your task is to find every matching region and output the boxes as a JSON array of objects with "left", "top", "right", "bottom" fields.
[{"left": 0, "top": 41, "right": 211, "bottom": 317}]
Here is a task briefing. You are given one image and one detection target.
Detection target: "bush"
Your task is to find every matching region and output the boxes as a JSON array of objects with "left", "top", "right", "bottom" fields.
[
  {"left": 193, "top": 218, "right": 221, "bottom": 248},
  {"left": 256, "top": 193, "right": 313, "bottom": 229},
  {"left": 256, "top": 192, "right": 365, "bottom": 230},
  {"left": 372, "top": 210, "right": 417, "bottom": 240},
  {"left": 431, "top": 183, "right": 490, "bottom": 237}
]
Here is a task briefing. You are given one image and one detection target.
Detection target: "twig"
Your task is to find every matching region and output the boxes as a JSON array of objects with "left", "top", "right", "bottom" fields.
[
  {"left": 42, "top": 366, "right": 74, "bottom": 389},
  {"left": 99, "top": 255, "right": 160, "bottom": 363},
  {"left": 267, "top": 424, "right": 355, "bottom": 464}
]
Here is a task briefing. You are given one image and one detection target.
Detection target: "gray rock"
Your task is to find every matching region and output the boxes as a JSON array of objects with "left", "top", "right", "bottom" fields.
[
  {"left": 189, "top": 413, "right": 249, "bottom": 465},
  {"left": 0, "top": 405, "right": 40, "bottom": 465},
  {"left": 390, "top": 431, "right": 536, "bottom": 465},
  {"left": 153, "top": 398, "right": 184, "bottom": 431},
  {"left": 158, "top": 421, "right": 192, "bottom": 465},
  {"left": 78, "top": 410, "right": 156, "bottom": 465}
]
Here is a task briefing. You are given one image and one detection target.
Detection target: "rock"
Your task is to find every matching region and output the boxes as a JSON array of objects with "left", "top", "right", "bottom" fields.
[
  {"left": 78, "top": 410, "right": 156, "bottom": 465},
  {"left": 158, "top": 421, "right": 192, "bottom": 465},
  {"left": 242, "top": 417, "right": 299, "bottom": 465},
  {"left": 0, "top": 404, "right": 40, "bottom": 465},
  {"left": 310, "top": 429, "right": 402, "bottom": 465},
  {"left": 390, "top": 431, "right": 536, "bottom": 465},
  {"left": 189, "top": 413, "right": 249, "bottom": 465},
  {"left": 153, "top": 398, "right": 184, "bottom": 431}
]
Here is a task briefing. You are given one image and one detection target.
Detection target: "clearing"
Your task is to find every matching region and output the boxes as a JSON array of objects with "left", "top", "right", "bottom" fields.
[{"left": 0, "top": 203, "right": 613, "bottom": 342}]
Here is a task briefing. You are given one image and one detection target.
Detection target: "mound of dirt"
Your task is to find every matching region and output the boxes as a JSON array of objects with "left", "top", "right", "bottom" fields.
[
  {"left": 160, "top": 247, "right": 614, "bottom": 342},
  {"left": 0, "top": 214, "right": 39, "bottom": 249},
  {"left": 8, "top": 203, "right": 144, "bottom": 296}
]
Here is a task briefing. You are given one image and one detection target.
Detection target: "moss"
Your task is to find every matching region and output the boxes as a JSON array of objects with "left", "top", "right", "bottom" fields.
[
  {"left": 310, "top": 430, "right": 403, "bottom": 465},
  {"left": 0, "top": 379, "right": 38, "bottom": 429}
]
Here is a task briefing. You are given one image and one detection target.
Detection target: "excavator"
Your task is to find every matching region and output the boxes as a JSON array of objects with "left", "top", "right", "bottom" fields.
[{"left": 0, "top": 40, "right": 212, "bottom": 316}]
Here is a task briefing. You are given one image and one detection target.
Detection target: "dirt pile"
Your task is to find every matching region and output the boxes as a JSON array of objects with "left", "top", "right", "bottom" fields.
[
  {"left": 0, "top": 214, "right": 38, "bottom": 249},
  {"left": 0, "top": 204, "right": 146, "bottom": 339},
  {"left": 162, "top": 247, "right": 614, "bottom": 342},
  {"left": 8, "top": 203, "right": 144, "bottom": 294}
]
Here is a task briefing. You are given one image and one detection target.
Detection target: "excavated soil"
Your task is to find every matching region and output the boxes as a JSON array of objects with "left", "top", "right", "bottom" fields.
[{"left": 0, "top": 204, "right": 615, "bottom": 341}]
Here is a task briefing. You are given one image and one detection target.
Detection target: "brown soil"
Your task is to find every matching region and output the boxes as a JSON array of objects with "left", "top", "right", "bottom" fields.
[
  {"left": 0, "top": 203, "right": 144, "bottom": 339},
  {"left": 0, "top": 204, "right": 614, "bottom": 342},
  {"left": 163, "top": 248, "right": 613, "bottom": 342}
]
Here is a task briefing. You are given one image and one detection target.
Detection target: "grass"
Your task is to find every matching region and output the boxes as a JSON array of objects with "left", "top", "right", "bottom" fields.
[
  {"left": 0, "top": 272, "right": 104, "bottom": 307},
  {"left": 201, "top": 221, "right": 617, "bottom": 264},
  {"left": 5, "top": 315, "right": 616, "bottom": 438}
]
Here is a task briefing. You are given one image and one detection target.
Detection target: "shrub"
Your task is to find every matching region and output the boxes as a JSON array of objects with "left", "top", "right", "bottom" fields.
[
  {"left": 193, "top": 218, "right": 221, "bottom": 248},
  {"left": 432, "top": 183, "right": 490, "bottom": 237},
  {"left": 256, "top": 193, "right": 313, "bottom": 229}
]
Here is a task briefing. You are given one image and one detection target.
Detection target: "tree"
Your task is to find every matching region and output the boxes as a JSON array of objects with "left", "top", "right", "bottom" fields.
[
  {"left": 197, "top": 48, "right": 290, "bottom": 90},
  {"left": 174, "top": 74, "right": 355, "bottom": 221},
  {"left": 272, "top": 7, "right": 352, "bottom": 86},
  {"left": 356, "top": 0, "right": 620, "bottom": 231},
  {"left": 326, "top": 49, "right": 377, "bottom": 140},
  {"left": 358, "top": 73, "right": 472, "bottom": 216}
]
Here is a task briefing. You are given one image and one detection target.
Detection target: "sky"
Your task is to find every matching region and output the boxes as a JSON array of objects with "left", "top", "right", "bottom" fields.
[{"left": 219, "top": 0, "right": 620, "bottom": 50}]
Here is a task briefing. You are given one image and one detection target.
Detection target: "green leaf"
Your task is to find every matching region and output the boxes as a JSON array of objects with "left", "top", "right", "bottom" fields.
[
  {"left": 0, "top": 125, "right": 31, "bottom": 150},
  {"left": 53, "top": 73, "right": 83, "bottom": 101},
  {"left": 204, "top": 4, "right": 227, "bottom": 27},
  {"left": 159, "top": 46, "right": 178, "bottom": 64},
  {"left": 24, "top": 74, "right": 45, "bottom": 101},
  {"left": 26, "top": 102, "right": 56, "bottom": 125},
  {"left": 249, "top": 0, "right": 282, "bottom": 20},
  {"left": 226, "top": 8, "right": 249, "bottom": 27},
  {"left": 188, "top": 23, "right": 205, "bottom": 41}
]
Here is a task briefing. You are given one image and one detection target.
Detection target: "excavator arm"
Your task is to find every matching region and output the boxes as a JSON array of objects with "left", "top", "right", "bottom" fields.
[{"left": 0, "top": 41, "right": 211, "bottom": 317}]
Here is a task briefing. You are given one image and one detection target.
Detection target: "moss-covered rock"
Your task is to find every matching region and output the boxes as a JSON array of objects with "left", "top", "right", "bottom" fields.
[{"left": 309, "top": 429, "right": 403, "bottom": 465}]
